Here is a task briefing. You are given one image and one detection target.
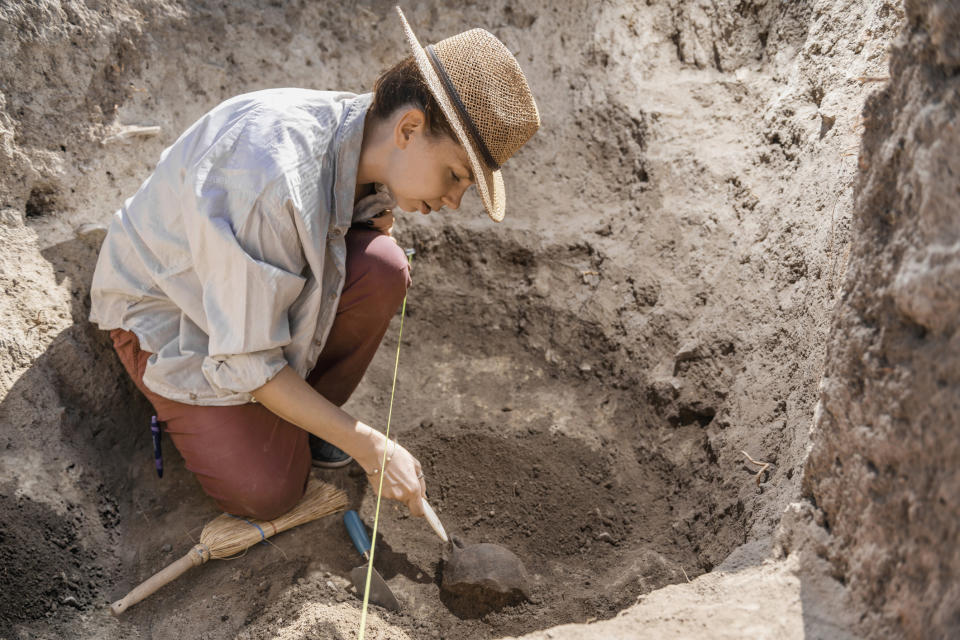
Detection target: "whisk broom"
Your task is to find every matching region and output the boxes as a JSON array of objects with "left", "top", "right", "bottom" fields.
[{"left": 110, "top": 476, "right": 348, "bottom": 615}]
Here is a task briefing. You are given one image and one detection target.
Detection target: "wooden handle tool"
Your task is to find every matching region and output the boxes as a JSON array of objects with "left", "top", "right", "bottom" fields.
[
  {"left": 421, "top": 497, "right": 448, "bottom": 542},
  {"left": 110, "top": 544, "right": 210, "bottom": 616}
]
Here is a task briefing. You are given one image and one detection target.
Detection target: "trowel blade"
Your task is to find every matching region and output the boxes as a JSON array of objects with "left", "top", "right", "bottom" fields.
[{"left": 350, "top": 565, "right": 401, "bottom": 612}]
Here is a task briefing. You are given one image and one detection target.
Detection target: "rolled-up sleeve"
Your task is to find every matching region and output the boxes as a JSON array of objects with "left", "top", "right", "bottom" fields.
[
  {"left": 202, "top": 349, "right": 290, "bottom": 396},
  {"left": 186, "top": 173, "right": 308, "bottom": 396}
]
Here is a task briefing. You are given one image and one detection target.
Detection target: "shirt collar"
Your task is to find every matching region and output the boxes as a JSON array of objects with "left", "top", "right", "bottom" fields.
[{"left": 332, "top": 92, "right": 374, "bottom": 229}]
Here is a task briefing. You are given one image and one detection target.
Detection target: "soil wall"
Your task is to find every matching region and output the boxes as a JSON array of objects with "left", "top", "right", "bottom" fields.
[{"left": 801, "top": 2, "right": 960, "bottom": 638}]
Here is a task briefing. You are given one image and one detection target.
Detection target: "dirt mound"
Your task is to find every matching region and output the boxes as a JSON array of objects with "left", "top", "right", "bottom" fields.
[
  {"left": 420, "top": 429, "right": 635, "bottom": 560},
  {"left": 0, "top": 489, "right": 102, "bottom": 621},
  {"left": 401, "top": 425, "right": 710, "bottom": 631}
]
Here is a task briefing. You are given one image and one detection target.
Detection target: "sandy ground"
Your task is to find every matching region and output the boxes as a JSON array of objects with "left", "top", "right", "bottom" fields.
[{"left": 0, "top": 1, "right": 911, "bottom": 639}]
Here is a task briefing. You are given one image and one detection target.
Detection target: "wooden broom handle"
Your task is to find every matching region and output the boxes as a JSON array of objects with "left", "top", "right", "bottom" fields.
[{"left": 110, "top": 544, "right": 209, "bottom": 616}]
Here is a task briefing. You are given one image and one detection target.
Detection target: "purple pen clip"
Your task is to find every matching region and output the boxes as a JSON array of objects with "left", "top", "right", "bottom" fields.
[{"left": 150, "top": 415, "right": 163, "bottom": 478}]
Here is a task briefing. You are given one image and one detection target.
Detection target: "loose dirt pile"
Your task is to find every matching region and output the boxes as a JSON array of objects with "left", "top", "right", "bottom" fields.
[{"left": 4, "top": 1, "right": 953, "bottom": 639}]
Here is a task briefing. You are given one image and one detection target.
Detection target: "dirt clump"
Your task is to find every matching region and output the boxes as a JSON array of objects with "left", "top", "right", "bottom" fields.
[{"left": 440, "top": 539, "right": 530, "bottom": 619}]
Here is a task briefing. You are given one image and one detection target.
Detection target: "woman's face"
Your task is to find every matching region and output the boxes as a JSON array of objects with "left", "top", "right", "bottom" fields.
[{"left": 385, "top": 109, "right": 475, "bottom": 215}]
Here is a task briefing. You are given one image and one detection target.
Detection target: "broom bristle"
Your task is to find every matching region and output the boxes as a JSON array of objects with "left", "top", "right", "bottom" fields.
[{"left": 199, "top": 477, "right": 348, "bottom": 559}]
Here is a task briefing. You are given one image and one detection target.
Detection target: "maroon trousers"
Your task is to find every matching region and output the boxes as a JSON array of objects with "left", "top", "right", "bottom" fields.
[{"left": 111, "top": 229, "right": 410, "bottom": 520}]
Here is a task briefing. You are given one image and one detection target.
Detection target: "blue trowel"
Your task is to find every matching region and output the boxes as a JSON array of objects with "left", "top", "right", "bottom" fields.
[{"left": 344, "top": 510, "right": 401, "bottom": 611}]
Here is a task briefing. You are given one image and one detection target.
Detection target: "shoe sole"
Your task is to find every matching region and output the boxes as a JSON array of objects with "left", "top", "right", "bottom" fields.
[{"left": 312, "top": 457, "right": 353, "bottom": 469}]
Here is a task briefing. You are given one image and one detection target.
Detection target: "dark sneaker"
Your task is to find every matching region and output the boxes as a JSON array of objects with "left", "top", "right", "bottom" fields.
[{"left": 310, "top": 435, "right": 353, "bottom": 468}]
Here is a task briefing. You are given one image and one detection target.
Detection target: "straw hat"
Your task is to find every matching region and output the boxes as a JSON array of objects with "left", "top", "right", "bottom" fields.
[{"left": 395, "top": 6, "right": 540, "bottom": 222}]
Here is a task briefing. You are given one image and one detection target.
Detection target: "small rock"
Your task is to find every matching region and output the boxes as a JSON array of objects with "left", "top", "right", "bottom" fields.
[
  {"left": 675, "top": 340, "right": 701, "bottom": 363},
  {"left": 819, "top": 113, "right": 836, "bottom": 138},
  {"left": 596, "top": 531, "right": 616, "bottom": 545},
  {"left": 0, "top": 208, "right": 23, "bottom": 227},
  {"left": 595, "top": 223, "right": 613, "bottom": 236},
  {"left": 75, "top": 222, "right": 107, "bottom": 237},
  {"left": 61, "top": 596, "right": 80, "bottom": 608},
  {"left": 326, "top": 580, "right": 337, "bottom": 590},
  {"left": 161, "top": 543, "right": 172, "bottom": 554}
]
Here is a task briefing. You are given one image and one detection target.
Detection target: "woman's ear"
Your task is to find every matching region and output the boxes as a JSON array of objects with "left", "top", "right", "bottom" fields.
[{"left": 394, "top": 108, "right": 426, "bottom": 149}]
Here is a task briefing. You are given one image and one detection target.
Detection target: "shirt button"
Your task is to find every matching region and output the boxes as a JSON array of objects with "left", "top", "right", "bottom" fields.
[
  {"left": 330, "top": 227, "right": 343, "bottom": 238},
  {"left": 327, "top": 290, "right": 338, "bottom": 301}
]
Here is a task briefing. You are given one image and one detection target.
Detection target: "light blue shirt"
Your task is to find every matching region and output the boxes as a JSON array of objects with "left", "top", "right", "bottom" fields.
[{"left": 89, "top": 89, "right": 395, "bottom": 405}]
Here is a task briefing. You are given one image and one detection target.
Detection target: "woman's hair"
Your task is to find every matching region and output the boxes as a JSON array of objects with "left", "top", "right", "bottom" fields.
[{"left": 369, "top": 55, "right": 454, "bottom": 140}]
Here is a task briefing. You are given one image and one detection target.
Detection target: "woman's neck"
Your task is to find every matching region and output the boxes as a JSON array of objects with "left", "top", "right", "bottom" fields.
[{"left": 356, "top": 111, "right": 391, "bottom": 197}]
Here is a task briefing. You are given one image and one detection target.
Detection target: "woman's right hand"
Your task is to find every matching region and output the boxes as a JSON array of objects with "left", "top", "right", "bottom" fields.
[
  {"left": 367, "top": 209, "right": 394, "bottom": 236},
  {"left": 360, "top": 429, "right": 426, "bottom": 517}
]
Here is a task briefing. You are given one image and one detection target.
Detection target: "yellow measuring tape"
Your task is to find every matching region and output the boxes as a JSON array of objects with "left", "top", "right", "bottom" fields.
[{"left": 357, "top": 248, "right": 412, "bottom": 640}]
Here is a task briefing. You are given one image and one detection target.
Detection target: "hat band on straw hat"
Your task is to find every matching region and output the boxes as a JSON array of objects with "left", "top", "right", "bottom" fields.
[{"left": 425, "top": 44, "right": 500, "bottom": 171}]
